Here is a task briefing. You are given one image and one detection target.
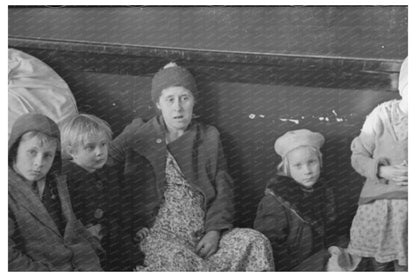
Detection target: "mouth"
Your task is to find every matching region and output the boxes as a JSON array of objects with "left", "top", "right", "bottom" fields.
[
  {"left": 31, "top": 170, "right": 42, "bottom": 176},
  {"left": 173, "top": 115, "right": 184, "bottom": 120},
  {"left": 95, "top": 158, "right": 106, "bottom": 164}
]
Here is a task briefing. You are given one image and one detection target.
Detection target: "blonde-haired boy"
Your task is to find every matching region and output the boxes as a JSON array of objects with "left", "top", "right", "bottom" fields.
[{"left": 61, "top": 113, "right": 122, "bottom": 270}]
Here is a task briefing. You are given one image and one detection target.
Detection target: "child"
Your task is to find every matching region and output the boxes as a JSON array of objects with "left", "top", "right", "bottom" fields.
[
  {"left": 8, "top": 113, "right": 102, "bottom": 271},
  {"left": 254, "top": 129, "right": 337, "bottom": 271},
  {"left": 61, "top": 113, "right": 126, "bottom": 271},
  {"left": 346, "top": 57, "right": 408, "bottom": 271}
]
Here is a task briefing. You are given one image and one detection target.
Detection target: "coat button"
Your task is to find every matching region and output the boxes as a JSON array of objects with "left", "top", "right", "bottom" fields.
[
  {"left": 95, "top": 181, "right": 104, "bottom": 190},
  {"left": 94, "top": 208, "right": 104, "bottom": 219},
  {"left": 156, "top": 138, "right": 162, "bottom": 144}
]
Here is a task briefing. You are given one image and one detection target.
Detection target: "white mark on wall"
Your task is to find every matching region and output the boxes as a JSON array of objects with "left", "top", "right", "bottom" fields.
[
  {"left": 250, "top": 109, "right": 350, "bottom": 124},
  {"left": 249, "top": 114, "right": 266, "bottom": 119},
  {"left": 279, "top": 118, "right": 300, "bottom": 124}
]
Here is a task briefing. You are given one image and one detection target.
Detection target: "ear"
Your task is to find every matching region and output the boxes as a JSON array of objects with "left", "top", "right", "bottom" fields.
[
  {"left": 66, "top": 145, "right": 77, "bottom": 158},
  {"left": 156, "top": 102, "right": 161, "bottom": 110}
]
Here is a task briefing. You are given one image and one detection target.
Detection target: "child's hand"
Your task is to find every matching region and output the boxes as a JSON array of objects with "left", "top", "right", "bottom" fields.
[
  {"left": 134, "top": 227, "right": 150, "bottom": 243},
  {"left": 379, "top": 163, "right": 408, "bottom": 186},
  {"left": 86, "top": 224, "right": 104, "bottom": 241},
  {"left": 195, "top": 230, "right": 220, "bottom": 259}
]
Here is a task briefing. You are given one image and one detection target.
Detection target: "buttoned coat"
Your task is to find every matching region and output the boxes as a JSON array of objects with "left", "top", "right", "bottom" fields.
[
  {"left": 8, "top": 168, "right": 102, "bottom": 271},
  {"left": 109, "top": 115, "right": 234, "bottom": 233},
  {"left": 63, "top": 160, "right": 129, "bottom": 271},
  {"left": 254, "top": 175, "right": 337, "bottom": 271}
]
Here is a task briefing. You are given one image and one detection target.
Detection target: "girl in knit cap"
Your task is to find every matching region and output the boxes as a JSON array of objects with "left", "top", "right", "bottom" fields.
[
  {"left": 8, "top": 113, "right": 102, "bottom": 271},
  {"left": 109, "top": 62, "right": 274, "bottom": 271},
  {"left": 254, "top": 129, "right": 337, "bottom": 271},
  {"left": 345, "top": 57, "right": 408, "bottom": 271}
]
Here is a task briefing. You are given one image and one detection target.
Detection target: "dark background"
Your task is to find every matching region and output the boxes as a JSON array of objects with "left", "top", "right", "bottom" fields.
[{"left": 9, "top": 6, "right": 408, "bottom": 236}]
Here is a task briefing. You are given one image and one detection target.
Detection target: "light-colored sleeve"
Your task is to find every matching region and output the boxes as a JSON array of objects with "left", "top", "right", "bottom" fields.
[{"left": 351, "top": 105, "right": 389, "bottom": 182}]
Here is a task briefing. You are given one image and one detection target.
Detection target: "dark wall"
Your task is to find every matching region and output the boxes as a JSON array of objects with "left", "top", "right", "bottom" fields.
[
  {"left": 69, "top": 73, "right": 399, "bottom": 234},
  {"left": 9, "top": 6, "right": 407, "bottom": 59},
  {"left": 9, "top": 6, "right": 407, "bottom": 235}
]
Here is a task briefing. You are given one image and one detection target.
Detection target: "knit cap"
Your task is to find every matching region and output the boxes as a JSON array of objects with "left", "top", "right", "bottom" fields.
[
  {"left": 151, "top": 62, "right": 197, "bottom": 103},
  {"left": 274, "top": 129, "right": 325, "bottom": 158}
]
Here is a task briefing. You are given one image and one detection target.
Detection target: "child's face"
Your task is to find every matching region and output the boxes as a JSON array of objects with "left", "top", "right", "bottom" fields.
[
  {"left": 70, "top": 135, "right": 108, "bottom": 172},
  {"left": 287, "top": 146, "right": 320, "bottom": 188},
  {"left": 14, "top": 135, "right": 57, "bottom": 182}
]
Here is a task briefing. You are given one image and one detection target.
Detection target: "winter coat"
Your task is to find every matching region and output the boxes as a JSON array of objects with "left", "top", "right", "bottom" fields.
[
  {"left": 9, "top": 168, "right": 102, "bottom": 271},
  {"left": 63, "top": 160, "right": 130, "bottom": 271},
  {"left": 254, "top": 175, "right": 336, "bottom": 271}
]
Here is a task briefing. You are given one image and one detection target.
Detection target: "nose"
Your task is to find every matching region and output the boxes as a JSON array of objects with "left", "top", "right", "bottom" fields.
[
  {"left": 33, "top": 154, "right": 44, "bottom": 168},
  {"left": 173, "top": 98, "right": 183, "bottom": 111},
  {"left": 95, "top": 145, "right": 104, "bottom": 156},
  {"left": 304, "top": 165, "right": 313, "bottom": 175}
]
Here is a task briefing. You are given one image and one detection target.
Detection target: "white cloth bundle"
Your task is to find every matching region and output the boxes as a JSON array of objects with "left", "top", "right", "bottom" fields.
[{"left": 8, "top": 48, "right": 78, "bottom": 137}]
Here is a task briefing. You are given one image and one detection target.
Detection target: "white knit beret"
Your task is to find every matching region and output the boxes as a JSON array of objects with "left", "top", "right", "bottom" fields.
[{"left": 274, "top": 129, "right": 325, "bottom": 157}]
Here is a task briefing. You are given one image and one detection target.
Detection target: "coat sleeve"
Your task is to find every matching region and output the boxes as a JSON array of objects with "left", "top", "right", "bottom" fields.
[
  {"left": 254, "top": 194, "right": 291, "bottom": 271},
  {"left": 108, "top": 117, "right": 144, "bottom": 166},
  {"left": 351, "top": 105, "right": 389, "bottom": 182},
  {"left": 8, "top": 210, "right": 54, "bottom": 271},
  {"left": 204, "top": 128, "right": 235, "bottom": 232},
  {"left": 67, "top": 220, "right": 103, "bottom": 271}
]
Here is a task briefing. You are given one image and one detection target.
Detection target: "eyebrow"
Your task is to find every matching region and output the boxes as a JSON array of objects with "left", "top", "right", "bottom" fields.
[
  {"left": 83, "top": 142, "right": 96, "bottom": 147},
  {"left": 164, "top": 93, "right": 191, "bottom": 98}
]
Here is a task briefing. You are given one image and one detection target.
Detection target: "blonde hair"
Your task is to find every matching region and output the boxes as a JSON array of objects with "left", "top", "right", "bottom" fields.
[
  {"left": 277, "top": 145, "right": 323, "bottom": 176},
  {"left": 60, "top": 114, "right": 112, "bottom": 156}
]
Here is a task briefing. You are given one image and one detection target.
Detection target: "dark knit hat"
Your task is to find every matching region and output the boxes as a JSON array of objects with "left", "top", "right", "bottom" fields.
[
  {"left": 151, "top": 63, "right": 197, "bottom": 103},
  {"left": 8, "top": 113, "right": 62, "bottom": 174}
]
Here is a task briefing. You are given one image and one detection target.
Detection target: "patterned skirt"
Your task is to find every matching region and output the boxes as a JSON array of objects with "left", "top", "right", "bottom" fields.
[
  {"left": 136, "top": 152, "right": 274, "bottom": 271},
  {"left": 348, "top": 199, "right": 407, "bottom": 266}
]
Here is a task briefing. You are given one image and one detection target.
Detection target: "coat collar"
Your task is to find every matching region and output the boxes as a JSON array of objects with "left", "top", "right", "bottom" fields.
[
  {"left": 8, "top": 167, "right": 71, "bottom": 237},
  {"left": 130, "top": 115, "right": 202, "bottom": 187},
  {"left": 266, "top": 175, "right": 326, "bottom": 225}
]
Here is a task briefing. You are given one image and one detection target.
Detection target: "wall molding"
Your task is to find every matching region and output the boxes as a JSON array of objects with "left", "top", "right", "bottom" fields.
[{"left": 9, "top": 36, "right": 402, "bottom": 91}]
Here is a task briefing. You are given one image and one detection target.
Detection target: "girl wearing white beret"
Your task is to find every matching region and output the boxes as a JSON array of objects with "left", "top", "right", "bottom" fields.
[{"left": 254, "top": 129, "right": 337, "bottom": 271}]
